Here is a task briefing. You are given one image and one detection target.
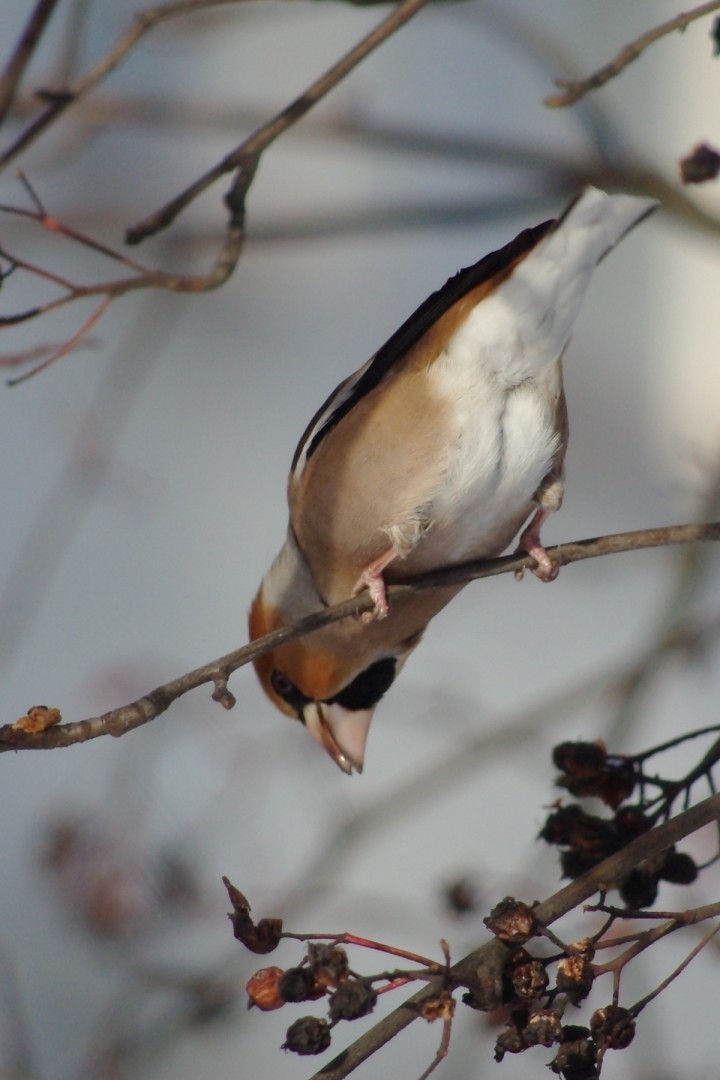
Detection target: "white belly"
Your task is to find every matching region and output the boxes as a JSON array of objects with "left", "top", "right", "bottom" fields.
[{"left": 416, "top": 345, "right": 562, "bottom": 567}]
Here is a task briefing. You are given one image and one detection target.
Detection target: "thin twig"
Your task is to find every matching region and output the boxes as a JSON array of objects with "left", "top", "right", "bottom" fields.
[
  {"left": 630, "top": 919, "right": 720, "bottom": 1015},
  {"left": 594, "top": 915, "right": 692, "bottom": 977},
  {"left": 545, "top": 1, "right": 720, "bottom": 107},
  {"left": 281, "top": 931, "right": 443, "bottom": 971},
  {"left": 415, "top": 1006, "right": 453, "bottom": 1080},
  {"left": 14, "top": 170, "right": 149, "bottom": 272},
  {"left": 0, "top": 0, "right": 62, "bottom": 126},
  {"left": 0, "top": 0, "right": 431, "bottom": 380},
  {"left": 125, "top": 0, "right": 431, "bottom": 244},
  {"left": 0, "top": 522, "right": 718, "bottom": 753},
  {"left": 633, "top": 724, "right": 720, "bottom": 764},
  {"left": 5, "top": 294, "right": 112, "bottom": 385},
  {"left": 0, "top": 189, "right": 243, "bottom": 378},
  {"left": 0, "top": 0, "right": 245, "bottom": 169}
]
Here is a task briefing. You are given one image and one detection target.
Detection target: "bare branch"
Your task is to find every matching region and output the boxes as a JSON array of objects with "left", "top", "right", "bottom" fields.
[
  {"left": 630, "top": 920, "right": 720, "bottom": 1015},
  {"left": 0, "top": 0, "right": 245, "bottom": 170},
  {"left": 545, "top": 1, "right": 720, "bottom": 107},
  {"left": 0, "top": 0, "right": 62, "bottom": 126},
  {"left": 592, "top": 902, "right": 720, "bottom": 978},
  {"left": 5, "top": 294, "right": 112, "bottom": 385},
  {"left": 0, "top": 0, "right": 431, "bottom": 378},
  {"left": 1, "top": 522, "right": 718, "bottom": 753},
  {"left": 125, "top": 0, "right": 431, "bottom": 244},
  {"left": 0, "top": 182, "right": 246, "bottom": 379}
]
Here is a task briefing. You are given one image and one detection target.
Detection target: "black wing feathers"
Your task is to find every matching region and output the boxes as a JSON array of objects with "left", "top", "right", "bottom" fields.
[{"left": 292, "top": 218, "right": 554, "bottom": 471}]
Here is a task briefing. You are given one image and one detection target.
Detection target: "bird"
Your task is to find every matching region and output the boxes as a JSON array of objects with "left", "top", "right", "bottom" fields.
[{"left": 249, "top": 186, "right": 657, "bottom": 774}]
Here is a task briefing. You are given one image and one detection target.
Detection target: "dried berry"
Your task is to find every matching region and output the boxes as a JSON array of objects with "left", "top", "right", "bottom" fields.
[
  {"left": 282, "top": 1016, "right": 331, "bottom": 1056},
  {"left": 540, "top": 806, "right": 616, "bottom": 861},
  {"left": 594, "top": 763, "right": 637, "bottom": 809},
  {"left": 223, "top": 878, "right": 282, "bottom": 954},
  {"left": 507, "top": 949, "right": 549, "bottom": 1002},
  {"left": 555, "top": 955, "right": 594, "bottom": 1002},
  {"left": 559, "top": 849, "right": 603, "bottom": 880},
  {"left": 591, "top": 1004, "right": 636, "bottom": 1049},
  {"left": 658, "top": 850, "right": 698, "bottom": 885},
  {"left": 550, "top": 1025, "right": 598, "bottom": 1079},
  {"left": 540, "top": 804, "right": 585, "bottom": 846},
  {"left": 552, "top": 742, "right": 636, "bottom": 807},
  {"left": 484, "top": 898, "right": 538, "bottom": 944},
  {"left": 553, "top": 741, "right": 606, "bottom": 778},
  {"left": 494, "top": 1009, "right": 530, "bottom": 1060},
  {"left": 246, "top": 966, "right": 285, "bottom": 1011},
  {"left": 328, "top": 979, "right": 377, "bottom": 1022},
  {"left": 613, "top": 807, "right": 652, "bottom": 843},
  {"left": 523, "top": 1008, "right": 563, "bottom": 1048},
  {"left": 569, "top": 938, "right": 595, "bottom": 960},
  {"left": 619, "top": 868, "right": 658, "bottom": 910},
  {"left": 279, "top": 966, "right": 322, "bottom": 1003},
  {"left": 307, "top": 943, "right": 349, "bottom": 988}
]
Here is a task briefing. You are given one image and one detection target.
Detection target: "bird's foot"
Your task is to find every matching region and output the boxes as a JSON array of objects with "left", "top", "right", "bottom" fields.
[
  {"left": 514, "top": 510, "right": 559, "bottom": 582},
  {"left": 352, "top": 551, "right": 395, "bottom": 621}
]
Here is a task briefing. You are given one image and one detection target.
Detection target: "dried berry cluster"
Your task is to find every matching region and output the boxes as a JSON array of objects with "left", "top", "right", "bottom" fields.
[
  {"left": 245, "top": 943, "right": 378, "bottom": 1056},
  {"left": 540, "top": 742, "right": 698, "bottom": 908},
  {"left": 480, "top": 898, "right": 635, "bottom": 1080},
  {"left": 226, "top": 727, "right": 718, "bottom": 1075},
  {"left": 496, "top": 1010, "right": 635, "bottom": 1079},
  {"left": 225, "top": 876, "right": 454, "bottom": 1060}
]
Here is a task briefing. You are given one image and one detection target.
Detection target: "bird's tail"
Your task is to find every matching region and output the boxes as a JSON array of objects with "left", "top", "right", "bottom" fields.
[
  {"left": 554, "top": 185, "right": 658, "bottom": 264},
  {"left": 501, "top": 186, "right": 657, "bottom": 378}
]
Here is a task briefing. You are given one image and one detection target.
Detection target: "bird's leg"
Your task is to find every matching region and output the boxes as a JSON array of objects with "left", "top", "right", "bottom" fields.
[
  {"left": 515, "top": 508, "right": 558, "bottom": 582},
  {"left": 352, "top": 549, "right": 397, "bottom": 621}
]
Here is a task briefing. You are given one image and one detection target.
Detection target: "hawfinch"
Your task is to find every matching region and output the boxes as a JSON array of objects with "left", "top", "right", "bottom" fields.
[{"left": 249, "top": 187, "right": 656, "bottom": 774}]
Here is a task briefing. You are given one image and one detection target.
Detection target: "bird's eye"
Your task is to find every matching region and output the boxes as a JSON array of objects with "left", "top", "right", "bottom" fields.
[
  {"left": 270, "top": 670, "right": 295, "bottom": 701},
  {"left": 270, "top": 670, "right": 310, "bottom": 719}
]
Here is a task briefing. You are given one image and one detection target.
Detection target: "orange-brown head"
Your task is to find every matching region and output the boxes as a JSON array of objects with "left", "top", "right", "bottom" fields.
[{"left": 249, "top": 580, "right": 410, "bottom": 774}]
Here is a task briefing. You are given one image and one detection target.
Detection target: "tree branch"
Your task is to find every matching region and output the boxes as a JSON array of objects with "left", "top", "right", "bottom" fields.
[
  {"left": 0, "top": 0, "right": 431, "bottom": 381},
  {"left": 1, "top": 522, "right": 718, "bottom": 753},
  {"left": 545, "top": 1, "right": 720, "bottom": 107},
  {"left": 0, "top": 0, "right": 245, "bottom": 170},
  {"left": 0, "top": 181, "right": 247, "bottom": 382},
  {"left": 124, "top": 0, "right": 431, "bottom": 244},
  {"left": 309, "top": 792, "right": 720, "bottom": 1080},
  {"left": 0, "top": 0, "right": 62, "bottom": 126}
]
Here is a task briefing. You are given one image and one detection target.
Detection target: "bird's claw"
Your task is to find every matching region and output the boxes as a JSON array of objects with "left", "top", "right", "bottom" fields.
[
  {"left": 515, "top": 544, "right": 559, "bottom": 582},
  {"left": 515, "top": 509, "right": 559, "bottom": 582},
  {"left": 352, "top": 565, "right": 390, "bottom": 621}
]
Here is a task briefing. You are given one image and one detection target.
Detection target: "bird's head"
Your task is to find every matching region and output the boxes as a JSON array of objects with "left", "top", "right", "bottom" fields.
[{"left": 249, "top": 587, "right": 419, "bottom": 774}]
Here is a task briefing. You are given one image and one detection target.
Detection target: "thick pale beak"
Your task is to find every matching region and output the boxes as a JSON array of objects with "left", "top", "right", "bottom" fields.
[{"left": 303, "top": 702, "right": 375, "bottom": 775}]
